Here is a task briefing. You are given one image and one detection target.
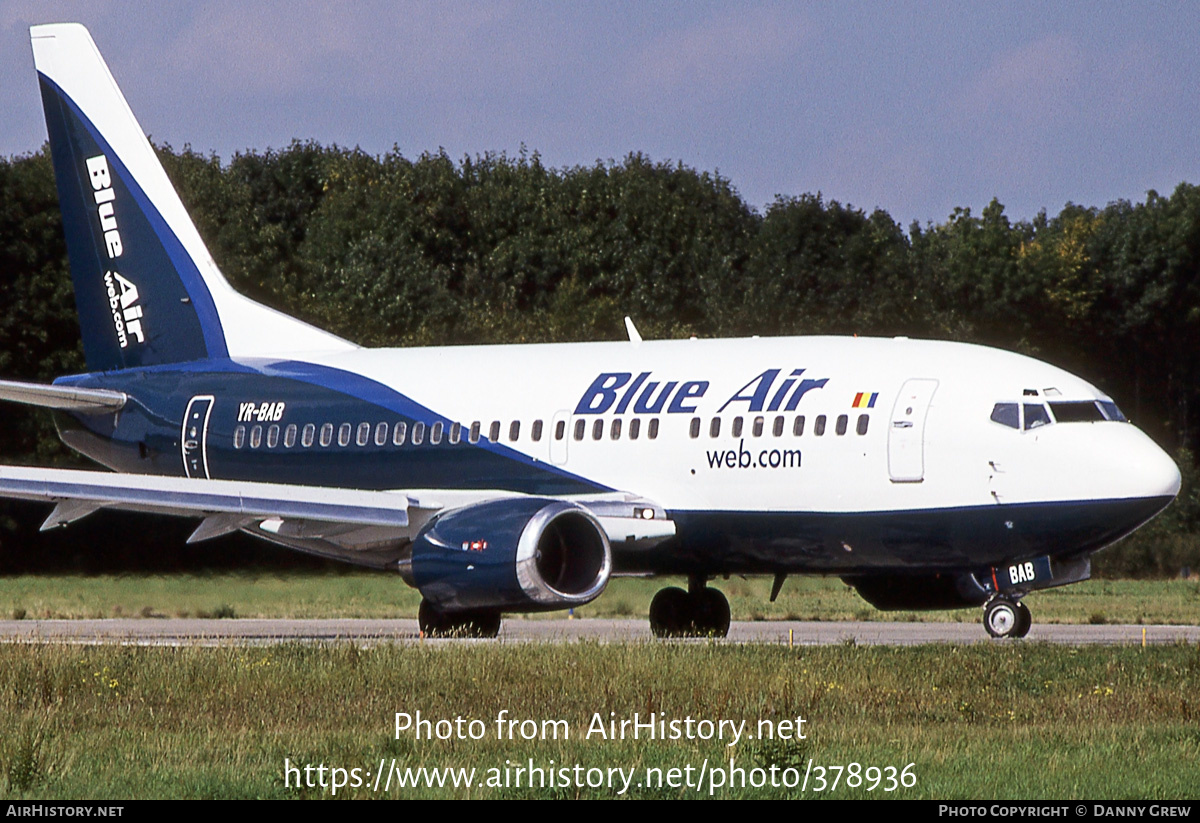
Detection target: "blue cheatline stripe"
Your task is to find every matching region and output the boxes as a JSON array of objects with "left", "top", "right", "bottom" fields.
[
  {"left": 57, "top": 356, "right": 613, "bottom": 493},
  {"left": 250, "top": 358, "right": 612, "bottom": 492},
  {"left": 40, "top": 73, "right": 229, "bottom": 360}
]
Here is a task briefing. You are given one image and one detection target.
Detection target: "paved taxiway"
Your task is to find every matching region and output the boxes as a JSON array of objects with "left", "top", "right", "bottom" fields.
[{"left": 0, "top": 618, "right": 1195, "bottom": 645}]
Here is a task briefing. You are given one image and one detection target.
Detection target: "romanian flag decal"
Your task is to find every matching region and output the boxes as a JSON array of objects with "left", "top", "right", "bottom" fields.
[{"left": 852, "top": 392, "right": 878, "bottom": 409}]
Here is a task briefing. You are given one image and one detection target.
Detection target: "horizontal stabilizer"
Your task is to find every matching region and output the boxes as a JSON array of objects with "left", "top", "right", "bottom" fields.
[{"left": 0, "top": 379, "right": 126, "bottom": 413}]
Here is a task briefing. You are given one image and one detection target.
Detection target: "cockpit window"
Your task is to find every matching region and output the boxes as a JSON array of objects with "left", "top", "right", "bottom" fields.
[
  {"left": 1098, "top": 401, "right": 1127, "bottom": 422},
  {"left": 1046, "top": 400, "right": 1128, "bottom": 423},
  {"left": 1023, "top": 403, "right": 1051, "bottom": 430},
  {"left": 990, "top": 403, "right": 1019, "bottom": 429},
  {"left": 1049, "top": 401, "right": 1105, "bottom": 423}
]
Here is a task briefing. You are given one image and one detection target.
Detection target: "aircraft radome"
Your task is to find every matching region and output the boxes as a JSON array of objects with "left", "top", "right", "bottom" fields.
[{"left": 0, "top": 23, "right": 1180, "bottom": 638}]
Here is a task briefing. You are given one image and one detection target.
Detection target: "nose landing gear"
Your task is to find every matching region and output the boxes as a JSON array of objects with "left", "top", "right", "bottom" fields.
[{"left": 983, "top": 595, "right": 1031, "bottom": 638}]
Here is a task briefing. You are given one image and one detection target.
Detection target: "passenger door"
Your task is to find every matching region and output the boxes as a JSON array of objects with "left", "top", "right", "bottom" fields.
[
  {"left": 888, "top": 379, "right": 938, "bottom": 482},
  {"left": 182, "top": 395, "right": 215, "bottom": 479}
]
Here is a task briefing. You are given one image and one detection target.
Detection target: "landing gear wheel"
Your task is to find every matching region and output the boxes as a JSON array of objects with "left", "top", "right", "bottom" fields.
[
  {"left": 649, "top": 586, "right": 731, "bottom": 638},
  {"left": 983, "top": 597, "right": 1020, "bottom": 638},
  {"left": 418, "top": 600, "right": 501, "bottom": 638},
  {"left": 1013, "top": 602, "right": 1032, "bottom": 638},
  {"left": 418, "top": 600, "right": 451, "bottom": 636},
  {"left": 649, "top": 587, "right": 690, "bottom": 637},
  {"left": 695, "top": 588, "right": 731, "bottom": 637},
  {"left": 458, "top": 611, "right": 502, "bottom": 638}
]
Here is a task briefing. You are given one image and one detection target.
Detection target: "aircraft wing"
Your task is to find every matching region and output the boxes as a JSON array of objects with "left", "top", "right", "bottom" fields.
[
  {"left": 0, "top": 464, "right": 420, "bottom": 539},
  {"left": 0, "top": 465, "right": 675, "bottom": 563}
]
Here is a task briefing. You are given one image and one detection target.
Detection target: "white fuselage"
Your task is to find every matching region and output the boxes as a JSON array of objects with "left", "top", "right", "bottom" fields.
[{"left": 289, "top": 334, "right": 1179, "bottom": 517}]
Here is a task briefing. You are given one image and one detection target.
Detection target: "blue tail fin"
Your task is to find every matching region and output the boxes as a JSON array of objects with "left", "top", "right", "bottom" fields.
[{"left": 31, "top": 24, "right": 354, "bottom": 372}]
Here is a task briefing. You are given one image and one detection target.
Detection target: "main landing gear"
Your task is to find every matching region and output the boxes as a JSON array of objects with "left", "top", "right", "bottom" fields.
[
  {"left": 649, "top": 576, "right": 731, "bottom": 638},
  {"left": 418, "top": 600, "right": 501, "bottom": 638},
  {"left": 982, "top": 595, "right": 1031, "bottom": 639}
]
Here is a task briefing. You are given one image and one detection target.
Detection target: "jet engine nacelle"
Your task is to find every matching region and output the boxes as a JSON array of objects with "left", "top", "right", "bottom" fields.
[{"left": 401, "top": 497, "right": 612, "bottom": 613}]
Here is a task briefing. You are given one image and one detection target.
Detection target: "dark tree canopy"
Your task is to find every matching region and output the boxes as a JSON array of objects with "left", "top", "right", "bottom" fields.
[{"left": 1, "top": 143, "right": 1198, "bottom": 575}]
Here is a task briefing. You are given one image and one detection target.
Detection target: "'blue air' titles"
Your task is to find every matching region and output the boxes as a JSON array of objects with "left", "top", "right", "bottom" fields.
[
  {"left": 85, "top": 154, "right": 122, "bottom": 259},
  {"left": 87, "top": 154, "right": 146, "bottom": 348},
  {"left": 103, "top": 271, "right": 143, "bottom": 348},
  {"left": 575, "top": 369, "right": 828, "bottom": 415}
]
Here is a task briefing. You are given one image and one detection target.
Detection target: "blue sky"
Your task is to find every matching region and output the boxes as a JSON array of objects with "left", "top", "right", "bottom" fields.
[{"left": 2, "top": 1, "right": 1197, "bottom": 226}]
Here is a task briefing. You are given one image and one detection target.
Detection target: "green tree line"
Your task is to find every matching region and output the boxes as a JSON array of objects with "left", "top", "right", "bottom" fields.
[{"left": 1, "top": 142, "right": 1198, "bottom": 576}]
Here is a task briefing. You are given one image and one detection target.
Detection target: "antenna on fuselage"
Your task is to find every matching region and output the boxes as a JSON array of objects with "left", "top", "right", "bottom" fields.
[{"left": 624, "top": 316, "right": 643, "bottom": 347}]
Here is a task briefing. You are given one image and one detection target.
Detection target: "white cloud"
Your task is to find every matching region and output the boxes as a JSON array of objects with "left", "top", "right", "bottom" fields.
[
  {"left": 622, "top": 4, "right": 812, "bottom": 102},
  {"left": 960, "top": 34, "right": 1084, "bottom": 125}
]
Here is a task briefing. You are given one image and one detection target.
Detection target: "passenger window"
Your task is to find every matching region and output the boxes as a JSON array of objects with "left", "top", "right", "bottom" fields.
[
  {"left": 356, "top": 422, "right": 370, "bottom": 446},
  {"left": 592, "top": 419, "right": 603, "bottom": 440},
  {"left": 648, "top": 419, "right": 659, "bottom": 439},
  {"left": 990, "top": 403, "right": 1019, "bottom": 429},
  {"left": 392, "top": 421, "right": 407, "bottom": 446},
  {"left": 1024, "top": 404, "right": 1050, "bottom": 430},
  {"left": 320, "top": 423, "right": 333, "bottom": 447},
  {"left": 611, "top": 419, "right": 622, "bottom": 440},
  {"left": 856, "top": 414, "right": 869, "bottom": 436},
  {"left": 267, "top": 424, "right": 280, "bottom": 448},
  {"left": 689, "top": 417, "right": 700, "bottom": 438},
  {"left": 338, "top": 423, "right": 352, "bottom": 447},
  {"left": 284, "top": 424, "right": 297, "bottom": 448},
  {"left": 375, "top": 422, "right": 388, "bottom": 446},
  {"left": 835, "top": 414, "right": 848, "bottom": 436},
  {"left": 709, "top": 417, "right": 721, "bottom": 438},
  {"left": 752, "top": 416, "right": 764, "bottom": 437},
  {"left": 629, "top": 419, "right": 641, "bottom": 440},
  {"left": 250, "top": 425, "right": 263, "bottom": 448},
  {"left": 509, "top": 421, "right": 520, "bottom": 442},
  {"left": 411, "top": 422, "right": 425, "bottom": 445},
  {"left": 773, "top": 416, "right": 784, "bottom": 437},
  {"left": 469, "top": 421, "right": 481, "bottom": 444},
  {"left": 233, "top": 425, "right": 246, "bottom": 449},
  {"left": 574, "top": 419, "right": 585, "bottom": 441},
  {"left": 532, "top": 420, "right": 543, "bottom": 441},
  {"left": 793, "top": 415, "right": 805, "bottom": 436},
  {"left": 489, "top": 421, "right": 501, "bottom": 443},
  {"left": 732, "top": 417, "right": 743, "bottom": 437},
  {"left": 431, "top": 422, "right": 444, "bottom": 444},
  {"left": 449, "top": 422, "right": 461, "bottom": 444},
  {"left": 814, "top": 415, "right": 827, "bottom": 436},
  {"left": 302, "top": 423, "right": 316, "bottom": 448},
  {"left": 555, "top": 420, "right": 566, "bottom": 440}
]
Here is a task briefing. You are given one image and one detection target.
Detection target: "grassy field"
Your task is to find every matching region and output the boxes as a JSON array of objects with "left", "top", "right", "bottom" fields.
[
  {"left": 0, "top": 642, "right": 1196, "bottom": 799},
  {"left": 0, "top": 574, "right": 1196, "bottom": 799},
  {"left": 0, "top": 572, "right": 1197, "bottom": 626}
]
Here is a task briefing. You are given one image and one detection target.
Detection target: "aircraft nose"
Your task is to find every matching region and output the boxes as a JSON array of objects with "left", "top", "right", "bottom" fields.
[{"left": 1129, "top": 433, "right": 1181, "bottom": 500}]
